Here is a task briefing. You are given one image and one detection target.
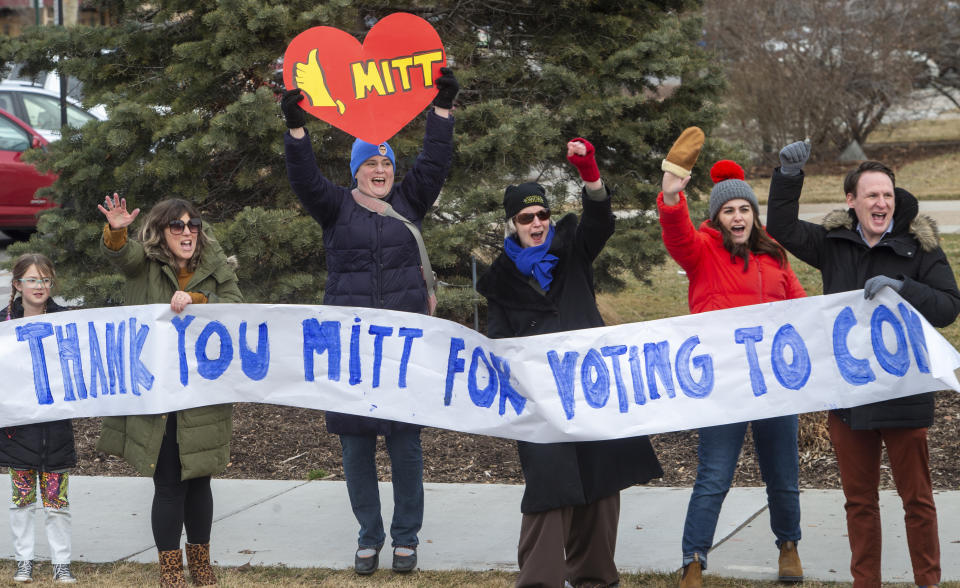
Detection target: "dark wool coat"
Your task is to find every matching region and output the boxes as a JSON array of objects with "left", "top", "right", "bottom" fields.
[
  {"left": 97, "top": 236, "right": 241, "bottom": 480},
  {"left": 767, "top": 169, "right": 960, "bottom": 429},
  {"left": 0, "top": 299, "right": 76, "bottom": 471},
  {"left": 477, "top": 189, "right": 663, "bottom": 514},
  {"left": 285, "top": 110, "right": 454, "bottom": 436}
]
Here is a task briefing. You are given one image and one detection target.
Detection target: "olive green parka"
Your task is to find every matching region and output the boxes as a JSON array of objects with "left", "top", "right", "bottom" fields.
[{"left": 96, "top": 231, "right": 242, "bottom": 480}]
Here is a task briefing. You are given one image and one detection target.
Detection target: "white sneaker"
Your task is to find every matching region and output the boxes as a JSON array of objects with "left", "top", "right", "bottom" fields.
[
  {"left": 13, "top": 560, "right": 33, "bottom": 583},
  {"left": 52, "top": 563, "right": 77, "bottom": 583}
]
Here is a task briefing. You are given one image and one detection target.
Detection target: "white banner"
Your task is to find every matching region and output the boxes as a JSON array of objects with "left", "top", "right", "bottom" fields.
[{"left": 1, "top": 290, "right": 958, "bottom": 442}]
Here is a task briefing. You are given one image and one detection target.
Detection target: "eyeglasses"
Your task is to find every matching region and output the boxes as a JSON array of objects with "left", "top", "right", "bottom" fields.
[
  {"left": 514, "top": 210, "right": 551, "bottom": 225},
  {"left": 18, "top": 278, "right": 53, "bottom": 289},
  {"left": 168, "top": 218, "right": 202, "bottom": 234}
]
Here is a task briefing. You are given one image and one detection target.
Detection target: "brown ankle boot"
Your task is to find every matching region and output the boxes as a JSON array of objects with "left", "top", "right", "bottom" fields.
[
  {"left": 778, "top": 540, "right": 803, "bottom": 582},
  {"left": 158, "top": 549, "right": 187, "bottom": 588},
  {"left": 185, "top": 542, "right": 218, "bottom": 586},
  {"left": 678, "top": 555, "right": 702, "bottom": 588}
]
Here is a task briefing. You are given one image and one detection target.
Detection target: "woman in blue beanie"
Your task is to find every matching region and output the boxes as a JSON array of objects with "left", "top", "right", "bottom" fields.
[{"left": 280, "top": 68, "right": 458, "bottom": 575}]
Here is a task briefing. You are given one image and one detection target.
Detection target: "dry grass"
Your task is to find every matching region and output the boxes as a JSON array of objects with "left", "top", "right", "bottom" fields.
[
  {"left": 897, "top": 151, "right": 960, "bottom": 199},
  {"left": 866, "top": 117, "right": 960, "bottom": 144},
  {"left": 750, "top": 173, "right": 847, "bottom": 205},
  {"left": 747, "top": 148, "right": 960, "bottom": 203},
  {"left": 4, "top": 560, "right": 955, "bottom": 587}
]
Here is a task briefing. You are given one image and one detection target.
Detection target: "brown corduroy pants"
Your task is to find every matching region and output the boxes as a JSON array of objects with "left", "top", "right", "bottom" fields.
[{"left": 828, "top": 412, "right": 940, "bottom": 588}]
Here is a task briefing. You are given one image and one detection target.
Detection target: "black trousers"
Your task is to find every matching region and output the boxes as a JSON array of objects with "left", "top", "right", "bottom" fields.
[{"left": 151, "top": 414, "right": 214, "bottom": 551}]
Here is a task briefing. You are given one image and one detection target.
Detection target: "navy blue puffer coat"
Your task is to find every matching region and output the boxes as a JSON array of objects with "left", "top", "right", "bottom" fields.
[{"left": 284, "top": 110, "right": 454, "bottom": 435}]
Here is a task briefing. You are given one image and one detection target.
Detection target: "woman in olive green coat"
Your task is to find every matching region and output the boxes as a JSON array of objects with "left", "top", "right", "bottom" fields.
[{"left": 96, "top": 194, "right": 242, "bottom": 587}]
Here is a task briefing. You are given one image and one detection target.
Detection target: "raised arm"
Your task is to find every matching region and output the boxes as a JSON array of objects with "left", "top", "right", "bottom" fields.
[
  {"left": 98, "top": 193, "right": 149, "bottom": 275},
  {"left": 567, "top": 138, "right": 615, "bottom": 261},
  {"left": 657, "top": 128, "right": 706, "bottom": 271},
  {"left": 281, "top": 89, "right": 343, "bottom": 228},
  {"left": 766, "top": 141, "right": 827, "bottom": 269}
]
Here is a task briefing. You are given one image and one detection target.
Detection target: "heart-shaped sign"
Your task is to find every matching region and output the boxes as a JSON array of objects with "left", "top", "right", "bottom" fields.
[{"left": 283, "top": 13, "right": 446, "bottom": 144}]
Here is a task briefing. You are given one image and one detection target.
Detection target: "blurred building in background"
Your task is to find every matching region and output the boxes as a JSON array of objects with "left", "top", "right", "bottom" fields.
[{"left": 0, "top": 0, "right": 116, "bottom": 36}]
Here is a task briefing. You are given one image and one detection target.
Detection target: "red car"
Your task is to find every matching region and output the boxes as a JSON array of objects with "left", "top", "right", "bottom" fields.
[{"left": 0, "top": 107, "right": 56, "bottom": 239}]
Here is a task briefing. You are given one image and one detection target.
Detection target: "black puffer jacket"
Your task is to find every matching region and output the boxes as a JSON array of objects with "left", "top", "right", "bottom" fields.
[
  {"left": 767, "top": 169, "right": 960, "bottom": 429},
  {"left": 0, "top": 299, "right": 76, "bottom": 470},
  {"left": 477, "top": 188, "right": 663, "bottom": 513}
]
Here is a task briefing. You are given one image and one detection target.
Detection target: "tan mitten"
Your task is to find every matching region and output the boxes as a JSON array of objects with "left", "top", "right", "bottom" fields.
[{"left": 661, "top": 126, "right": 705, "bottom": 178}]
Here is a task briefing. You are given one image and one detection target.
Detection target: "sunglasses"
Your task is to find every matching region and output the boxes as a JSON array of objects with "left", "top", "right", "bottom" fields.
[
  {"left": 514, "top": 209, "right": 550, "bottom": 225},
  {"left": 168, "top": 218, "right": 202, "bottom": 234},
  {"left": 17, "top": 277, "right": 53, "bottom": 289}
]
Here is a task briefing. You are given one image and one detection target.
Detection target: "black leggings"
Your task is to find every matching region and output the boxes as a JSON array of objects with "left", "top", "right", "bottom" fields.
[{"left": 151, "top": 414, "right": 214, "bottom": 551}]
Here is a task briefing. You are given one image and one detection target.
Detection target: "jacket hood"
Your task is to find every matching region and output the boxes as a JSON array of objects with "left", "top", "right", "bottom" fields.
[{"left": 820, "top": 187, "right": 940, "bottom": 252}]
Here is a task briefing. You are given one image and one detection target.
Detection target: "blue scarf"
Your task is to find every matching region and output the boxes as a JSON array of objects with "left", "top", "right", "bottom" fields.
[{"left": 504, "top": 224, "right": 559, "bottom": 291}]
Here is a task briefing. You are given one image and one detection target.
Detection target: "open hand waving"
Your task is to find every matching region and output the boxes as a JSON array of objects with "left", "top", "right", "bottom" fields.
[{"left": 97, "top": 192, "right": 140, "bottom": 229}]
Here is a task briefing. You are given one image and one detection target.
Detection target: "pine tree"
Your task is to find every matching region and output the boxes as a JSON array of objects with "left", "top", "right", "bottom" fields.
[{"left": 1, "top": 0, "right": 728, "bottom": 323}]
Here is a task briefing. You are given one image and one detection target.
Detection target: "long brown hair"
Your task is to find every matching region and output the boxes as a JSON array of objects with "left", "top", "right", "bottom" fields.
[
  {"left": 138, "top": 198, "right": 211, "bottom": 271},
  {"left": 709, "top": 213, "right": 788, "bottom": 271},
  {"left": 7, "top": 253, "right": 56, "bottom": 317}
]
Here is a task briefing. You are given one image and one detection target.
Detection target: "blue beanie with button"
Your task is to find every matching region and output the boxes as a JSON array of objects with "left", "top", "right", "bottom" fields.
[{"left": 350, "top": 139, "right": 396, "bottom": 178}]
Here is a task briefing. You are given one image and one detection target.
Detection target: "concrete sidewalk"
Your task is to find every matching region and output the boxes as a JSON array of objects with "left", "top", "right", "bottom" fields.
[
  {"left": 1, "top": 475, "right": 958, "bottom": 583},
  {"left": 759, "top": 200, "right": 960, "bottom": 234}
]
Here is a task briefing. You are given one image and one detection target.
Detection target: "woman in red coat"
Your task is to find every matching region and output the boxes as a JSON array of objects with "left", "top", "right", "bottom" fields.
[{"left": 658, "top": 158, "right": 806, "bottom": 588}]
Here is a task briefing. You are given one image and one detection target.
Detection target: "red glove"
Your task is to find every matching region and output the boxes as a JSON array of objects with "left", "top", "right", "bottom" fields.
[{"left": 566, "top": 138, "right": 600, "bottom": 182}]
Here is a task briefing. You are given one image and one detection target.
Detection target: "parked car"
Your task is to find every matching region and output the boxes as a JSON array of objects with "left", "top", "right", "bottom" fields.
[
  {"left": 0, "top": 80, "right": 107, "bottom": 142},
  {"left": 3, "top": 62, "right": 85, "bottom": 101},
  {"left": 0, "top": 108, "right": 57, "bottom": 239}
]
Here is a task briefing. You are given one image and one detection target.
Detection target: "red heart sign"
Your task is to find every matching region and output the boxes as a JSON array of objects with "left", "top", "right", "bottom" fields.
[{"left": 283, "top": 13, "right": 447, "bottom": 144}]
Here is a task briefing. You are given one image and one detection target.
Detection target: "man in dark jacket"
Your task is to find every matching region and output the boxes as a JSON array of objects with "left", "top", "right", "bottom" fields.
[
  {"left": 477, "top": 139, "right": 663, "bottom": 588},
  {"left": 281, "top": 70, "right": 458, "bottom": 575},
  {"left": 767, "top": 141, "right": 960, "bottom": 588}
]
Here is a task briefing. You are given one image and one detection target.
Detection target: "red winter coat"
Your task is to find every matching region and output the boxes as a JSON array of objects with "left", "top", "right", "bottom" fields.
[{"left": 657, "top": 191, "right": 805, "bottom": 313}]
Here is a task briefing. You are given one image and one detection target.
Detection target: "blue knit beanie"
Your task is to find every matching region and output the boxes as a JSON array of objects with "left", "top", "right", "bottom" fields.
[{"left": 350, "top": 139, "right": 396, "bottom": 178}]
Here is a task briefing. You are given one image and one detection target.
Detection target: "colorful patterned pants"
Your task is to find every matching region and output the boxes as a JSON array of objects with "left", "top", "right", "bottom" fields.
[
  {"left": 10, "top": 469, "right": 69, "bottom": 509},
  {"left": 8, "top": 468, "right": 72, "bottom": 563}
]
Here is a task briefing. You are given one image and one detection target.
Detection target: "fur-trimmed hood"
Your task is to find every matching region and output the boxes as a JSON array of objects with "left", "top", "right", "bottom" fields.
[{"left": 820, "top": 187, "right": 940, "bottom": 252}]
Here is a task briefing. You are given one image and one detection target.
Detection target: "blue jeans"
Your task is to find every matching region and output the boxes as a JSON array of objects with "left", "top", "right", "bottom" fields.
[
  {"left": 681, "top": 415, "right": 801, "bottom": 569},
  {"left": 339, "top": 430, "right": 424, "bottom": 549}
]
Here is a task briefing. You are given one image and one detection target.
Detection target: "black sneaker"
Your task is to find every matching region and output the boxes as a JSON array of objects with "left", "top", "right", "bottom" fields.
[
  {"left": 13, "top": 560, "right": 33, "bottom": 583},
  {"left": 354, "top": 547, "right": 380, "bottom": 575},
  {"left": 392, "top": 546, "right": 417, "bottom": 573},
  {"left": 53, "top": 563, "right": 77, "bottom": 583}
]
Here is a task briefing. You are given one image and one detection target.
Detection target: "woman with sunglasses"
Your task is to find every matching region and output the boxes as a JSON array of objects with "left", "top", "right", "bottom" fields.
[
  {"left": 477, "top": 139, "right": 662, "bottom": 588},
  {"left": 96, "top": 195, "right": 242, "bottom": 587}
]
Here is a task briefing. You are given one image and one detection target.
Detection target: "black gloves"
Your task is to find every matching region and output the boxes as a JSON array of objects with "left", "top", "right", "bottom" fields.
[
  {"left": 281, "top": 88, "right": 307, "bottom": 129},
  {"left": 432, "top": 67, "right": 459, "bottom": 109}
]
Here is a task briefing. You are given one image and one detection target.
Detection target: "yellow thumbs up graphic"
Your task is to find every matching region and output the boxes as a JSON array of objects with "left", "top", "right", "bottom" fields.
[{"left": 295, "top": 49, "right": 346, "bottom": 115}]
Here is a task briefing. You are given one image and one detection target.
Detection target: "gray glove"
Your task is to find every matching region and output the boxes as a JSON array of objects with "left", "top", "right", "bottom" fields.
[
  {"left": 863, "top": 275, "right": 904, "bottom": 300},
  {"left": 779, "top": 141, "right": 811, "bottom": 176}
]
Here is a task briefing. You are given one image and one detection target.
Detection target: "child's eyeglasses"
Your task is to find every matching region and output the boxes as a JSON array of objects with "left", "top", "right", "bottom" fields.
[
  {"left": 168, "top": 218, "right": 202, "bottom": 234},
  {"left": 18, "top": 278, "right": 53, "bottom": 288},
  {"left": 514, "top": 210, "right": 550, "bottom": 225}
]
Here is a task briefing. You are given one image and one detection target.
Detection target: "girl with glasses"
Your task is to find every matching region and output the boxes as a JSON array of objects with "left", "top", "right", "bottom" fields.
[
  {"left": 95, "top": 195, "right": 242, "bottom": 587},
  {"left": 477, "top": 139, "right": 663, "bottom": 588},
  {"left": 1, "top": 253, "right": 78, "bottom": 583}
]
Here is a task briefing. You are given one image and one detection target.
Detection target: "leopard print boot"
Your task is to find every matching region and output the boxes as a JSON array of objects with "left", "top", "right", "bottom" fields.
[
  {"left": 158, "top": 548, "right": 187, "bottom": 588},
  {"left": 185, "top": 542, "right": 218, "bottom": 586}
]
